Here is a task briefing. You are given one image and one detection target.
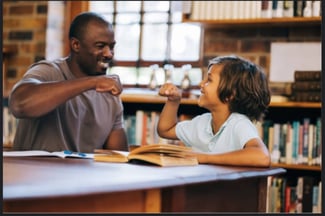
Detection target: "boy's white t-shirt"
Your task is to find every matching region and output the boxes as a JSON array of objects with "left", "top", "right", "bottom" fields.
[{"left": 175, "top": 112, "right": 260, "bottom": 153}]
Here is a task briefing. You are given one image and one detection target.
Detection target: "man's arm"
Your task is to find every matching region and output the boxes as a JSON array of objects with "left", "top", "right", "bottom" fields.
[
  {"left": 195, "top": 138, "right": 271, "bottom": 167},
  {"left": 105, "top": 128, "right": 129, "bottom": 151},
  {"left": 9, "top": 75, "right": 122, "bottom": 118}
]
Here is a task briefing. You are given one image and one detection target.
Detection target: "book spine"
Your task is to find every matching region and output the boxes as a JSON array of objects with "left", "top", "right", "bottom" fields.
[
  {"left": 291, "top": 81, "right": 321, "bottom": 91},
  {"left": 261, "top": 0, "right": 273, "bottom": 18},
  {"left": 307, "top": 124, "right": 314, "bottom": 165},
  {"left": 283, "top": 0, "right": 294, "bottom": 17},
  {"left": 272, "top": 0, "right": 284, "bottom": 18},
  {"left": 312, "top": 184, "right": 319, "bottom": 213},
  {"left": 290, "top": 92, "right": 321, "bottom": 102},
  {"left": 294, "top": 71, "right": 321, "bottom": 81},
  {"left": 302, "top": 118, "right": 310, "bottom": 164},
  {"left": 312, "top": 0, "right": 321, "bottom": 17},
  {"left": 315, "top": 117, "right": 321, "bottom": 165},
  {"left": 279, "top": 124, "right": 287, "bottom": 163},
  {"left": 303, "top": 0, "right": 313, "bottom": 17},
  {"left": 292, "top": 121, "right": 300, "bottom": 164},
  {"left": 293, "top": 0, "right": 305, "bottom": 17},
  {"left": 190, "top": 1, "right": 201, "bottom": 20},
  {"left": 299, "top": 176, "right": 314, "bottom": 212},
  {"left": 297, "top": 125, "right": 304, "bottom": 164},
  {"left": 285, "top": 122, "right": 293, "bottom": 164},
  {"left": 271, "top": 123, "right": 281, "bottom": 163}
]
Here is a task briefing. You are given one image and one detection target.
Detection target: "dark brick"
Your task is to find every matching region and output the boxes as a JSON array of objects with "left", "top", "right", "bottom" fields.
[
  {"left": 259, "top": 56, "right": 268, "bottom": 69},
  {"left": 7, "top": 69, "right": 17, "bottom": 78},
  {"left": 34, "top": 56, "right": 45, "bottom": 63},
  {"left": 37, "top": 4, "right": 47, "bottom": 14},
  {"left": 9, "top": 31, "right": 33, "bottom": 40},
  {"left": 241, "top": 41, "right": 270, "bottom": 53},
  {"left": 205, "top": 40, "right": 239, "bottom": 53},
  {"left": 259, "top": 27, "right": 289, "bottom": 38},
  {"left": 10, "top": 5, "right": 33, "bottom": 14}
]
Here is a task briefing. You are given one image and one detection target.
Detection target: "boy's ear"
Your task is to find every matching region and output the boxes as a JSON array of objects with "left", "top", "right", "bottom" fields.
[{"left": 226, "top": 93, "right": 235, "bottom": 102}]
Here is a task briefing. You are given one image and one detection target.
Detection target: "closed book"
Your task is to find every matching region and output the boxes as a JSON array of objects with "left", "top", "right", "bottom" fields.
[
  {"left": 293, "top": 0, "right": 305, "bottom": 17},
  {"left": 279, "top": 124, "right": 287, "bottom": 163},
  {"left": 312, "top": 185, "right": 319, "bottom": 213},
  {"left": 283, "top": 0, "right": 294, "bottom": 17},
  {"left": 290, "top": 92, "right": 321, "bottom": 102},
  {"left": 272, "top": 0, "right": 284, "bottom": 18},
  {"left": 294, "top": 71, "right": 321, "bottom": 81},
  {"left": 291, "top": 81, "right": 321, "bottom": 91},
  {"left": 302, "top": 118, "right": 310, "bottom": 164},
  {"left": 296, "top": 176, "right": 314, "bottom": 212},
  {"left": 285, "top": 186, "right": 298, "bottom": 212},
  {"left": 261, "top": 0, "right": 272, "bottom": 18}
]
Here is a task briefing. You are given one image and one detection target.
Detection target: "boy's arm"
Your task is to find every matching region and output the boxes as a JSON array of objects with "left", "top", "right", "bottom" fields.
[
  {"left": 195, "top": 138, "right": 271, "bottom": 168},
  {"left": 157, "top": 83, "right": 182, "bottom": 139}
]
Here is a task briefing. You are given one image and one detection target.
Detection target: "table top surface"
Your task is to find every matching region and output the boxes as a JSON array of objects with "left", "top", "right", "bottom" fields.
[{"left": 3, "top": 157, "right": 285, "bottom": 200}]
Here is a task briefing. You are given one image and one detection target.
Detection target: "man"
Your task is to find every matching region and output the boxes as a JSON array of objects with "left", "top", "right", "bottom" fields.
[{"left": 9, "top": 12, "right": 128, "bottom": 152}]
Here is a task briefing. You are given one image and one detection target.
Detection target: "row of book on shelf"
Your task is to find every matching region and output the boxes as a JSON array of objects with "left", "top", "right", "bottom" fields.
[
  {"left": 4, "top": 105, "right": 322, "bottom": 167},
  {"left": 124, "top": 110, "right": 322, "bottom": 167},
  {"left": 289, "top": 70, "right": 321, "bottom": 102},
  {"left": 261, "top": 117, "right": 321, "bottom": 166},
  {"left": 267, "top": 175, "right": 321, "bottom": 213},
  {"left": 124, "top": 110, "right": 183, "bottom": 146},
  {"left": 185, "top": 0, "right": 321, "bottom": 21}
]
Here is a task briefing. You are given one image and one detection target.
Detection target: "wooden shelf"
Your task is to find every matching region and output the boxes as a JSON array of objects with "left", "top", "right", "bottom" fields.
[
  {"left": 120, "top": 94, "right": 197, "bottom": 105},
  {"left": 269, "top": 101, "right": 321, "bottom": 108},
  {"left": 121, "top": 91, "right": 321, "bottom": 108},
  {"left": 182, "top": 16, "right": 322, "bottom": 28},
  {"left": 271, "top": 163, "right": 321, "bottom": 172}
]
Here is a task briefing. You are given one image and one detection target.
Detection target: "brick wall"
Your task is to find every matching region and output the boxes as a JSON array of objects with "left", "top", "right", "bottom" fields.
[
  {"left": 3, "top": 1, "right": 48, "bottom": 91},
  {"left": 2, "top": 1, "right": 321, "bottom": 93},
  {"left": 203, "top": 25, "right": 321, "bottom": 78}
]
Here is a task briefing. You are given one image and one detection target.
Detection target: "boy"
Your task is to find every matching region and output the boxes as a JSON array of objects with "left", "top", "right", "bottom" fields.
[{"left": 157, "top": 55, "right": 271, "bottom": 167}]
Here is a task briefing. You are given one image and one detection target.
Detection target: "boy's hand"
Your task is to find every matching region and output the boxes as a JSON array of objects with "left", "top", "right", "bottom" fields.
[{"left": 158, "top": 83, "right": 182, "bottom": 101}]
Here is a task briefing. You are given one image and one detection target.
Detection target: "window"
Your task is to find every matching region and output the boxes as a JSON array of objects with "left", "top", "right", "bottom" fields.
[{"left": 89, "top": 1, "right": 202, "bottom": 88}]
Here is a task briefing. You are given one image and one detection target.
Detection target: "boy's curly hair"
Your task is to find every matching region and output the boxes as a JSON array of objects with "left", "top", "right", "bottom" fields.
[{"left": 208, "top": 55, "right": 271, "bottom": 122}]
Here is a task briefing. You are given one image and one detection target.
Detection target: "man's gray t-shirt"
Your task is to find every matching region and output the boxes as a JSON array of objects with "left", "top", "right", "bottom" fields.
[{"left": 12, "top": 57, "right": 124, "bottom": 153}]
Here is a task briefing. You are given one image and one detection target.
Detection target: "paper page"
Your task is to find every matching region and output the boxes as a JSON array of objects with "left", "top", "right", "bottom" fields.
[
  {"left": 3, "top": 150, "right": 94, "bottom": 159},
  {"left": 269, "top": 42, "right": 321, "bottom": 82}
]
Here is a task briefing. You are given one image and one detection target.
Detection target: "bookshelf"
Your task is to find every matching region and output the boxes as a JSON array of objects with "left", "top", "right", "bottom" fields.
[
  {"left": 121, "top": 88, "right": 321, "bottom": 213},
  {"left": 182, "top": 16, "right": 321, "bottom": 28},
  {"left": 181, "top": 2, "right": 322, "bottom": 211}
]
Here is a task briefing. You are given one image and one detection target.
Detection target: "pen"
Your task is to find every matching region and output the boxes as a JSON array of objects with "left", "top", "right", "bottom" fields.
[{"left": 63, "top": 150, "right": 87, "bottom": 157}]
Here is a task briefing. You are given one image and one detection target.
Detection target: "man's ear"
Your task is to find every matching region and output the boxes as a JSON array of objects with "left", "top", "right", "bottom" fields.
[{"left": 70, "top": 37, "right": 80, "bottom": 52}]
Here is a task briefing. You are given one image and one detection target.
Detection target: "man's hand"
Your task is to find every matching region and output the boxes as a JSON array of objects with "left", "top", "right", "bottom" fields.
[
  {"left": 158, "top": 83, "right": 182, "bottom": 101},
  {"left": 95, "top": 74, "right": 123, "bottom": 96}
]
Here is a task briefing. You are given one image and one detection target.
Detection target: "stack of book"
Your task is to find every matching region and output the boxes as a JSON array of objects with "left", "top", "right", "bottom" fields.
[{"left": 290, "top": 71, "right": 321, "bottom": 102}]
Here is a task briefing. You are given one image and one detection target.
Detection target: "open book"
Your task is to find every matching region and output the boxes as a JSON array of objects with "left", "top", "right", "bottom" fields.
[
  {"left": 3, "top": 150, "right": 94, "bottom": 159},
  {"left": 94, "top": 144, "right": 198, "bottom": 167}
]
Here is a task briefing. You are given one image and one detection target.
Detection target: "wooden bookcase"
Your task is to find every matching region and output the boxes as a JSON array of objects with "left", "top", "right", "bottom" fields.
[
  {"left": 2, "top": 3, "right": 322, "bottom": 212},
  {"left": 121, "top": 13, "right": 322, "bottom": 213},
  {"left": 186, "top": 14, "right": 321, "bottom": 213},
  {"left": 121, "top": 92, "right": 321, "bottom": 213}
]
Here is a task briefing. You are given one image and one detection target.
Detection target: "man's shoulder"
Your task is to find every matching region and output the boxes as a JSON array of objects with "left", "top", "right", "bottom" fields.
[{"left": 30, "top": 57, "right": 67, "bottom": 69}]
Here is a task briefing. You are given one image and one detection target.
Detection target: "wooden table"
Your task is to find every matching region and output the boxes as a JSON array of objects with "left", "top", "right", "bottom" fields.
[{"left": 3, "top": 157, "right": 285, "bottom": 213}]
